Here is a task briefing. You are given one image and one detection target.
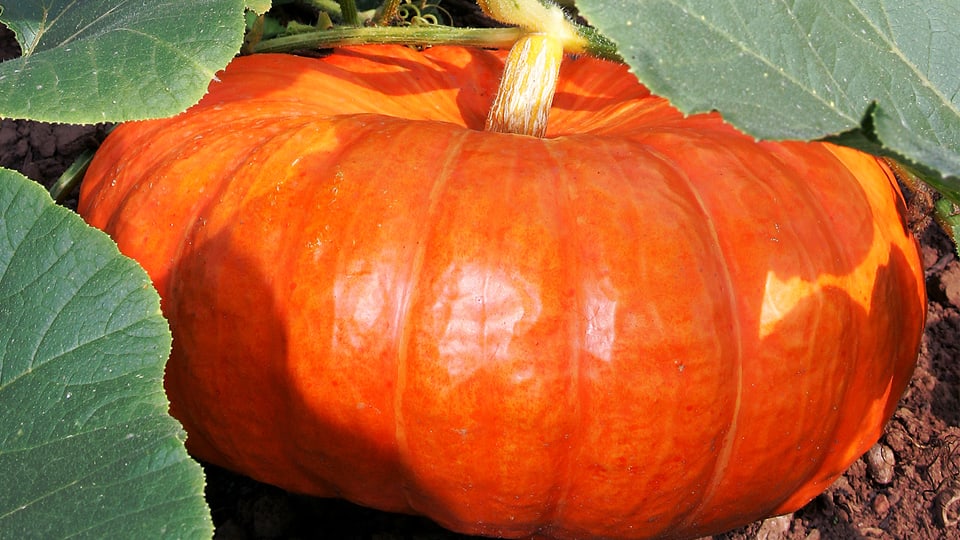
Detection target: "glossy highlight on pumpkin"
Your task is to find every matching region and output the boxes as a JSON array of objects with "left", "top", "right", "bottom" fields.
[{"left": 79, "top": 46, "right": 926, "bottom": 540}]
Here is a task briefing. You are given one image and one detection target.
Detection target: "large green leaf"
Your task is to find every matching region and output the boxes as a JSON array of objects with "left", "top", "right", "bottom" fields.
[
  {"left": 0, "top": 0, "right": 246, "bottom": 123},
  {"left": 577, "top": 0, "right": 960, "bottom": 190},
  {"left": 0, "top": 168, "right": 211, "bottom": 539}
]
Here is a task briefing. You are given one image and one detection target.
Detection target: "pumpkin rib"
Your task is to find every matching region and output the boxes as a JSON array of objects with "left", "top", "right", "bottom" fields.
[
  {"left": 544, "top": 136, "right": 618, "bottom": 534},
  {"left": 687, "top": 143, "right": 797, "bottom": 525},
  {"left": 768, "top": 150, "right": 923, "bottom": 513},
  {"left": 618, "top": 140, "right": 708, "bottom": 536},
  {"left": 702, "top": 143, "right": 902, "bottom": 525},
  {"left": 632, "top": 140, "right": 748, "bottom": 533},
  {"left": 778, "top": 174, "right": 850, "bottom": 507},
  {"left": 705, "top": 141, "right": 852, "bottom": 507},
  {"left": 166, "top": 114, "right": 317, "bottom": 289},
  {"left": 265, "top": 118, "right": 389, "bottom": 475},
  {"left": 665, "top": 138, "right": 854, "bottom": 526},
  {"left": 753, "top": 144, "right": 881, "bottom": 507},
  {"left": 90, "top": 119, "right": 189, "bottom": 238},
  {"left": 393, "top": 126, "right": 474, "bottom": 513},
  {"left": 531, "top": 134, "right": 739, "bottom": 536},
  {"left": 539, "top": 139, "right": 586, "bottom": 528},
  {"left": 169, "top": 115, "right": 334, "bottom": 473},
  {"left": 760, "top": 145, "right": 862, "bottom": 503}
]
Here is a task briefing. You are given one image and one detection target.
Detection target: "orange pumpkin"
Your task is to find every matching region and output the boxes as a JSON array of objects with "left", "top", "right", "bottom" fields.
[{"left": 79, "top": 45, "right": 926, "bottom": 539}]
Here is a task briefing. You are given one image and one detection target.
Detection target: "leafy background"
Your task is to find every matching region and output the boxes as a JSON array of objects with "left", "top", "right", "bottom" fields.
[
  {"left": 0, "top": 0, "right": 245, "bottom": 123},
  {"left": 0, "top": 167, "right": 212, "bottom": 537},
  {"left": 2, "top": 0, "right": 957, "bottom": 188},
  {"left": 580, "top": 0, "right": 960, "bottom": 186}
]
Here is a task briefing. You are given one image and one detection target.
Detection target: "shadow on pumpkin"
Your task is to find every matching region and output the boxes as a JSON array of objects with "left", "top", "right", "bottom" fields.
[
  {"left": 206, "top": 45, "right": 668, "bottom": 137},
  {"left": 672, "top": 246, "right": 924, "bottom": 538},
  {"left": 158, "top": 207, "right": 439, "bottom": 517},
  {"left": 321, "top": 46, "right": 680, "bottom": 138},
  {"left": 153, "top": 173, "right": 924, "bottom": 540},
  {"left": 161, "top": 228, "right": 293, "bottom": 484},
  {"left": 196, "top": 231, "right": 922, "bottom": 540}
]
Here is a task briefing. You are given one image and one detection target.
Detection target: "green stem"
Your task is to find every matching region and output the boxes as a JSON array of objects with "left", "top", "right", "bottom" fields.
[
  {"left": 252, "top": 25, "right": 523, "bottom": 53},
  {"left": 251, "top": 24, "right": 620, "bottom": 61},
  {"left": 337, "top": 0, "right": 360, "bottom": 26},
  {"left": 474, "top": 0, "right": 619, "bottom": 60},
  {"left": 373, "top": 0, "right": 402, "bottom": 25},
  {"left": 49, "top": 148, "right": 97, "bottom": 204},
  {"left": 309, "top": 0, "right": 343, "bottom": 20}
]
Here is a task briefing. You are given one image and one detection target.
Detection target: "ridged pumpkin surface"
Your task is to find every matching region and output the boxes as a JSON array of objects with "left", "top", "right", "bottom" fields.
[{"left": 79, "top": 46, "right": 926, "bottom": 539}]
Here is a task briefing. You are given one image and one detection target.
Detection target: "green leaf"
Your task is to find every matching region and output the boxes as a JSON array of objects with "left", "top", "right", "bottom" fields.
[
  {"left": 0, "top": 168, "right": 211, "bottom": 539},
  {"left": 935, "top": 198, "right": 960, "bottom": 254},
  {"left": 577, "top": 0, "right": 960, "bottom": 190},
  {"left": 0, "top": 0, "right": 246, "bottom": 123}
]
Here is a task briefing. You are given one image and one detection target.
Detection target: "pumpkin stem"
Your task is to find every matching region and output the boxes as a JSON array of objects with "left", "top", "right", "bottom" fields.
[
  {"left": 337, "top": 0, "right": 361, "bottom": 26},
  {"left": 485, "top": 33, "right": 564, "bottom": 138},
  {"left": 475, "top": 0, "right": 585, "bottom": 51}
]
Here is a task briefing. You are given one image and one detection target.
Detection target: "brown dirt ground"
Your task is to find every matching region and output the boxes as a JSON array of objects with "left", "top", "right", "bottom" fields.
[{"left": 3, "top": 21, "right": 959, "bottom": 540}]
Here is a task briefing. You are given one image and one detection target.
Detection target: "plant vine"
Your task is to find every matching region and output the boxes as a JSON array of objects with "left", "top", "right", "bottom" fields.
[{"left": 396, "top": 0, "right": 451, "bottom": 27}]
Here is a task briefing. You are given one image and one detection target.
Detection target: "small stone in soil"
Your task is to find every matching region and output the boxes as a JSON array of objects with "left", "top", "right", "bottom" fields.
[
  {"left": 872, "top": 493, "right": 891, "bottom": 518},
  {"left": 755, "top": 514, "right": 791, "bottom": 540},
  {"left": 866, "top": 443, "right": 896, "bottom": 485}
]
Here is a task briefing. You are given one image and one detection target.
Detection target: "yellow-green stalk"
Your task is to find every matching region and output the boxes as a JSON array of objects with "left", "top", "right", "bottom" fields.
[{"left": 484, "top": 33, "right": 564, "bottom": 137}]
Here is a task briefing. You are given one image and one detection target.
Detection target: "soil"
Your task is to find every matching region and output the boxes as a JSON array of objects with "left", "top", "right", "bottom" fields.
[{"left": 3, "top": 19, "right": 959, "bottom": 540}]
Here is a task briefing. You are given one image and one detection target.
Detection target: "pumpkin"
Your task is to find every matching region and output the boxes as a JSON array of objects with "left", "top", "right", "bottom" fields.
[{"left": 78, "top": 45, "right": 926, "bottom": 539}]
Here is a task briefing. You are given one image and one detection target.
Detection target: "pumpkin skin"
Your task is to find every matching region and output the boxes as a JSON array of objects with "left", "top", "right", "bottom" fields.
[{"left": 79, "top": 45, "right": 926, "bottom": 539}]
